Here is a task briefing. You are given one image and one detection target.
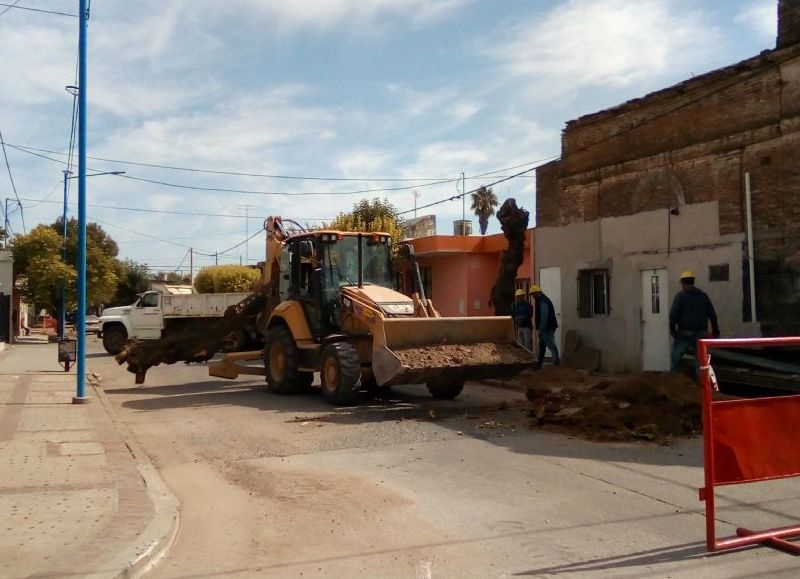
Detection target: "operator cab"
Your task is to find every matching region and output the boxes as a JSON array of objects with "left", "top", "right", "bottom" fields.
[{"left": 278, "top": 232, "right": 394, "bottom": 336}]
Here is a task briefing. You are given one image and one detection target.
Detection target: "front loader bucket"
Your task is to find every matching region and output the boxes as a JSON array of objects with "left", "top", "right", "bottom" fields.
[{"left": 372, "top": 316, "right": 532, "bottom": 386}]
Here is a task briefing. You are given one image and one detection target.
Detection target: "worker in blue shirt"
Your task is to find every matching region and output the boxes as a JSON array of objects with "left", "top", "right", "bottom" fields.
[
  {"left": 512, "top": 288, "right": 533, "bottom": 350},
  {"left": 530, "top": 285, "right": 560, "bottom": 369}
]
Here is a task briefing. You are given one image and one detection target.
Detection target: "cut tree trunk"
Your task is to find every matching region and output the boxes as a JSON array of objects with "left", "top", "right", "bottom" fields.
[{"left": 491, "top": 199, "right": 529, "bottom": 316}]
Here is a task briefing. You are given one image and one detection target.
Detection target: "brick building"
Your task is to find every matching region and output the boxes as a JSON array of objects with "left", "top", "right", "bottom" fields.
[{"left": 535, "top": 0, "right": 800, "bottom": 372}]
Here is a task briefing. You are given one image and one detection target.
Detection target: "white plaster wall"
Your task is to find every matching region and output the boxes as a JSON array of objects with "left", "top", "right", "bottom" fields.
[
  {"left": 0, "top": 250, "right": 13, "bottom": 342},
  {"left": 535, "top": 202, "right": 760, "bottom": 372}
]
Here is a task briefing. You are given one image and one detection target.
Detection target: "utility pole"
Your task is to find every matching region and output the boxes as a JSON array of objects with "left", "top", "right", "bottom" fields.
[
  {"left": 60, "top": 171, "right": 71, "bottom": 340},
  {"left": 189, "top": 247, "right": 193, "bottom": 286},
  {"left": 215, "top": 252, "right": 218, "bottom": 266},
  {"left": 73, "top": 0, "right": 89, "bottom": 404},
  {"left": 461, "top": 172, "right": 466, "bottom": 235},
  {"left": 237, "top": 204, "right": 253, "bottom": 264},
  {"left": 413, "top": 190, "right": 420, "bottom": 218},
  {"left": 3, "top": 198, "right": 9, "bottom": 247}
]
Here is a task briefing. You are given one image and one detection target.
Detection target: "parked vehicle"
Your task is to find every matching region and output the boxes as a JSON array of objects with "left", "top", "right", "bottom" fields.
[{"left": 98, "top": 291, "right": 252, "bottom": 354}]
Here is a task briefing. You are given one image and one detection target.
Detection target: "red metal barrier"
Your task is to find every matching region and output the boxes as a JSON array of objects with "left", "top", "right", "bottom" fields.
[{"left": 698, "top": 336, "right": 800, "bottom": 555}]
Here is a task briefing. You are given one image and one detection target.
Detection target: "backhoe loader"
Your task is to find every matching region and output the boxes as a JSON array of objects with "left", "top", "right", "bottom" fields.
[{"left": 209, "top": 216, "right": 531, "bottom": 404}]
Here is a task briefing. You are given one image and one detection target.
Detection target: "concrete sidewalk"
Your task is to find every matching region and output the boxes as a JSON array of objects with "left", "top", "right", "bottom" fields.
[{"left": 0, "top": 341, "right": 178, "bottom": 578}]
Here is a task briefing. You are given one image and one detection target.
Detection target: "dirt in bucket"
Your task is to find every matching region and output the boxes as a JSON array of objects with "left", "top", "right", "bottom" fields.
[{"left": 393, "top": 342, "right": 533, "bottom": 368}]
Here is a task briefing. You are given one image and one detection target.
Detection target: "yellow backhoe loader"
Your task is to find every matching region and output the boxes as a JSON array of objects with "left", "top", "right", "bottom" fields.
[{"left": 209, "top": 216, "right": 531, "bottom": 404}]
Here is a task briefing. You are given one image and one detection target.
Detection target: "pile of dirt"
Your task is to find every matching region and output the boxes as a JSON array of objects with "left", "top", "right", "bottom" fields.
[
  {"left": 522, "top": 371, "right": 702, "bottom": 444},
  {"left": 394, "top": 342, "right": 532, "bottom": 368}
]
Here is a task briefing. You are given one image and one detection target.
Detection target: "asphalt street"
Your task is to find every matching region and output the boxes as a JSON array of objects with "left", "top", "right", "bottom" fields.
[{"left": 86, "top": 336, "right": 800, "bottom": 578}]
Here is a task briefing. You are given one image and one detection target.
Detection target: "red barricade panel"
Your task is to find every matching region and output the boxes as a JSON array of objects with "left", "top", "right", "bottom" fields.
[{"left": 712, "top": 394, "right": 800, "bottom": 485}]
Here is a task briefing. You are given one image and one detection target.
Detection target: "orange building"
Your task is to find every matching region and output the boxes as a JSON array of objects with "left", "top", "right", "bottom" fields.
[{"left": 394, "top": 230, "right": 534, "bottom": 317}]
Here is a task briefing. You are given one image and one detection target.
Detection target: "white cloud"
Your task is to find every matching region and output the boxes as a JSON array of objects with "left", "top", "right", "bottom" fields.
[
  {"left": 486, "top": 0, "right": 720, "bottom": 93},
  {"left": 735, "top": 1, "right": 777, "bottom": 40},
  {"left": 223, "top": 0, "right": 472, "bottom": 33}
]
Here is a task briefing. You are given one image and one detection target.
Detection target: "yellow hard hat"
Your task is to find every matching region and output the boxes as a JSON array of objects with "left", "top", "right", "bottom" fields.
[
  {"left": 529, "top": 284, "right": 542, "bottom": 294},
  {"left": 514, "top": 288, "right": 525, "bottom": 297},
  {"left": 680, "top": 270, "right": 695, "bottom": 280}
]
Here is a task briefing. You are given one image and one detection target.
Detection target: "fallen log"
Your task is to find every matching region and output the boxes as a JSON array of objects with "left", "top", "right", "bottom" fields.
[{"left": 116, "top": 282, "right": 275, "bottom": 384}]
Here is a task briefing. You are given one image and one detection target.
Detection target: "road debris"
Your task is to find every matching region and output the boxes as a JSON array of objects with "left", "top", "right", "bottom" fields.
[{"left": 519, "top": 368, "right": 706, "bottom": 444}]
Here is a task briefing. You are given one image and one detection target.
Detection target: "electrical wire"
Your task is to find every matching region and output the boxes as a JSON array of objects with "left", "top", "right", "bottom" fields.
[
  {"left": 8, "top": 143, "right": 552, "bottom": 188},
  {"left": 398, "top": 161, "right": 548, "bottom": 216},
  {"left": 90, "top": 216, "right": 217, "bottom": 254},
  {"left": 216, "top": 227, "right": 266, "bottom": 256},
  {"left": 15, "top": 197, "right": 334, "bottom": 221},
  {"left": 0, "top": 3, "right": 77, "bottom": 17},
  {"left": 8, "top": 144, "right": 459, "bottom": 182},
  {"left": 0, "top": 128, "right": 25, "bottom": 233},
  {"left": 0, "top": 0, "right": 21, "bottom": 17}
]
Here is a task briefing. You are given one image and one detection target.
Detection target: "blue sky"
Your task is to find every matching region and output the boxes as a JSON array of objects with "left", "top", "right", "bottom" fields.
[{"left": 0, "top": 0, "right": 779, "bottom": 274}]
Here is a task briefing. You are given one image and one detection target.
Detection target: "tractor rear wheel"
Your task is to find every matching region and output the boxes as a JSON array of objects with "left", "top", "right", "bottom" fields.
[
  {"left": 321, "top": 341, "right": 360, "bottom": 405},
  {"left": 427, "top": 381, "right": 465, "bottom": 400},
  {"left": 264, "top": 325, "right": 309, "bottom": 395}
]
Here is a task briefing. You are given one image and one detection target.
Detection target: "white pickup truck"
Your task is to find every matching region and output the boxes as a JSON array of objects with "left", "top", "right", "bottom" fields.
[{"left": 98, "top": 290, "right": 251, "bottom": 354}]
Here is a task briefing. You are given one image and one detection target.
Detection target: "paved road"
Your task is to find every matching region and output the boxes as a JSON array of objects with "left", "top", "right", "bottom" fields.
[{"left": 87, "top": 337, "right": 800, "bottom": 578}]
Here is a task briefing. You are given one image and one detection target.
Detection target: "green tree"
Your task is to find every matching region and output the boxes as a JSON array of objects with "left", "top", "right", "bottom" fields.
[
  {"left": 327, "top": 198, "right": 405, "bottom": 254},
  {"left": 11, "top": 226, "right": 76, "bottom": 314},
  {"left": 194, "top": 265, "right": 259, "bottom": 293},
  {"left": 52, "top": 218, "right": 120, "bottom": 306},
  {"left": 470, "top": 186, "right": 499, "bottom": 235},
  {"left": 113, "top": 260, "right": 151, "bottom": 306}
]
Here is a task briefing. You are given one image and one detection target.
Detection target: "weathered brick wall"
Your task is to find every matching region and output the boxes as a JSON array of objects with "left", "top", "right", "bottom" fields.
[
  {"left": 534, "top": 160, "right": 560, "bottom": 227},
  {"left": 535, "top": 41, "right": 800, "bottom": 334},
  {"left": 778, "top": 0, "right": 800, "bottom": 48}
]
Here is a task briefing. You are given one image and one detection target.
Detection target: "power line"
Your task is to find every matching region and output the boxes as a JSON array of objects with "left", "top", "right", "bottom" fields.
[
  {"left": 0, "top": 2, "right": 77, "bottom": 17},
  {"left": 0, "top": 128, "right": 25, "bottom": 233},
  {"left": 217, "top": 227, "right": 266, "bottom": 256},
  {"left": 7, "top": 142, "right": 548, "bottom": 196},
  {"left": 16, "top": 196, "right": 334, "bottom": 221},
  {"left": 113, "top": 172, "right": 457, "bottom": 197},
  {"left": 0, "top": 0, "right": 21, "bottom": 17},
  {"left": 8, "top": 143, "right": 460, "bottom": 182},
  {"left": 90, "top": 216, "right": 217, "bottom": 254},
  {"left": 398, "top": 157, "right": 555, "bottom": 216}
]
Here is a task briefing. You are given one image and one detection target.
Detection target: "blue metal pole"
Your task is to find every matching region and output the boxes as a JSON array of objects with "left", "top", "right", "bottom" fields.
[
  {"left": 60, "top": 170, "right": 69, "bottom": 341},
  {"left": 74, "top": 0, "right": 88, "bottom": 403}
]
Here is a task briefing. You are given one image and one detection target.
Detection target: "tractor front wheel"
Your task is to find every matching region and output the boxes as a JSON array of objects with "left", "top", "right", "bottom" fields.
[{"left": 321, "top": 341, "right": 360, "bottom": 405}]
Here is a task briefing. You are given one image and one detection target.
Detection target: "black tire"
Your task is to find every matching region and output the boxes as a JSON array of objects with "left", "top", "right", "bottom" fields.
[
  {"left": 427, "top": 381, "right": 465, "bottom": 400},
  {"left": 321, "top": 341, "right": 361, "bottom": 405},
  {"left": 264, "top": 325, "right": 309, "bottom": 395},
  {"left": 102, "top": 325, "right": 127, "bottom": 355}
]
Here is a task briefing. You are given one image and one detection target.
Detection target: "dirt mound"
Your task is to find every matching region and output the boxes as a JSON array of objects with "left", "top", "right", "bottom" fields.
[{"left": 523, "top": 371, "right": 702, "bottom": 444}]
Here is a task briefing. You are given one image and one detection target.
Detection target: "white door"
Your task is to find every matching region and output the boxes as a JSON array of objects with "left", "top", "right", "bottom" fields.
[
  {"left": 641, "top": 269, "right": 670, "bottom": 371},
  {"left": 129, "top": 292, "right": 163, "bottom": 339},
  {"left": 538, "top": 267, "right": 562, "bottom": 352}
]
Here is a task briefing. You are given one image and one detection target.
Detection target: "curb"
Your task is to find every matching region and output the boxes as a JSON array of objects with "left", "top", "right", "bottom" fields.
[{"left": 91, "top": 381, "right": 181, "bottom": 578}]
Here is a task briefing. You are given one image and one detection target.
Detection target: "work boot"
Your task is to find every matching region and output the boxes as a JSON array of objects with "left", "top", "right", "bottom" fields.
[
  {"left": 532, "top": 361, "right": 543, "bottom": 371},
  {"left": 553, "top": 359, "right": 561, "bottom": 367}
]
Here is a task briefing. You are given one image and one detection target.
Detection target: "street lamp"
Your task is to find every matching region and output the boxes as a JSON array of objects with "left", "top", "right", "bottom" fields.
[{"left": 60, "top": 170, "right": 124, "bottom": 341}]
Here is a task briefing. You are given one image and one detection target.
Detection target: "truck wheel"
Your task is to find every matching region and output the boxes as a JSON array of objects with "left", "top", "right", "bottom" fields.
[
  {"left": 427, "top": 381, "right": 465, "bottom": 400},
  {"left": 264, "top": 326, "right": 308, "bottom": 395},
  {"left": 321, "top": 341, "right": 360, "bottom": 405},
  {"left": 102, "top": 326, "right": 128, "bottom": 355}
]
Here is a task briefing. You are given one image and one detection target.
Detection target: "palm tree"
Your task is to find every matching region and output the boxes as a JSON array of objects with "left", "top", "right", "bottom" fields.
[{"left": 470, "top": 186, "right": 499, "bottom": 235}]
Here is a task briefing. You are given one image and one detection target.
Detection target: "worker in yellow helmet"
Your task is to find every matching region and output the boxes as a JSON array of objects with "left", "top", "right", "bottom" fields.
[
  {"left": 669, "top": 270, "right": 720, "bottom": 373},
  {"left": 530, "top": 284, "right": 560, "bottom": 369},
  {"left": 512, "top": 288, "right": 533, "bottom": 351}
]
